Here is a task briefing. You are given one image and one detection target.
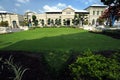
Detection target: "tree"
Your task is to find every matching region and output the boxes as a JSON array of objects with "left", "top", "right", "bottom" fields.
[
  {"left": 72, "top": 14, "right": 78, "bottom": 26},
  {"left": 63, "top": 19, "right": 67, "bottom": 26},
  {"left": 97, "top": 18, "right": 105, "bottom": 25},
  {"left": 0, "top": 21, "right": 9, "bottom": 27},
  {"left": 55, "top": 19, "right": 61, "bottom": 26},
  {"left": 41, "top": 19, "right": 44, "bottom": 26},
  {"left": 72, "top": 14, "right": 86, "bottom": 27},
  {"left": 58, "top": 19, "right": 61, "bottom": 25},
  {"left": 101, "top": 0, "right": 120, "bottom": 26},
  {"left": 51, "top": 19, "right": 54, "bottom": 26},
  {"left": 47, "top": 18, "right": 51, "bottom": 25},
  {"left": 101, "top": 0, "right": 119, "bottom": 5},
  {"left": 32, "top": 15, "right": 38, "bottom": 26}
]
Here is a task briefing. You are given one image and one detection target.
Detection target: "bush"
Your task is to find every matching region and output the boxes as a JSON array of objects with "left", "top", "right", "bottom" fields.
[
  {"left": 0, "top": 21, "right": 9, "bottom": 27},
  {"left": 69, "top": 50, "right": 120, "bottom": 80}
]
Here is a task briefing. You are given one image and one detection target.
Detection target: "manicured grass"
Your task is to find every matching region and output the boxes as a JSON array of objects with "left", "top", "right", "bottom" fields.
[
  {"left": 0, "top": 28, "right": 120, "bottom": 52},
  {"left": 0, "top": 28, "right": 120, "bottom": 73}
]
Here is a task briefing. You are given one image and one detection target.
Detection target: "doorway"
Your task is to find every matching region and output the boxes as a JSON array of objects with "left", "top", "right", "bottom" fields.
[
  {"left": 12, "top": 21, "right": 18, "bottom": 28},
  {"left": 67, "top": 19, "right": 70, "bottom": 26}
]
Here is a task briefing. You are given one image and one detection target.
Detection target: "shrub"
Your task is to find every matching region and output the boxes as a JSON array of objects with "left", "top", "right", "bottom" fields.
[
  {"left": 69, "top": 50, "right": 120, "bottom": 80},
  {"left": 0, "top": 21, "right": 9, "bottom": 27}
]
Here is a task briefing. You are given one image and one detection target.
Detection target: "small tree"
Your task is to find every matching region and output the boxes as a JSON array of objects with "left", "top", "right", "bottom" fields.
[
  {"left": 101, "top": 0, "right": 120, "bottom": 26},
  {"left": 32, "top": 15, "right": 38, "bottom": 26},
  {"left": 0, "top": 21, "right": 9, "bottom": 27},
  {"left": 47, "top": 18, "right": 51, "bottom": 25},
  {"left": 51, "top": 19, "right": 54, "bottom": 26},
  {"left": 63, "top": 19, "right": 67, "bottom": 26},
  {"left": 41, "top": 19, "right": 44, "bottom": 26},
  {"left": 97, "top": 18, "right": 105, "bottom": 25}
]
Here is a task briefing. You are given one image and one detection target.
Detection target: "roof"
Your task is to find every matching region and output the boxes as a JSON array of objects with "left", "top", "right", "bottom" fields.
[
  {"left": 75, "top": 10, "right": 89, "bottom": 13},
  {"left": 46, "top": 10, "right": 62, "bottom": 13},
  {"left": 0, "top": 11, "right": 13, "bottom": 14},
  {"left": 0, "top": 11, "right": 8, "bottom": 13},
  {"left": 90, "top": 4, "right": 107, "bottom": 7},
  {"left": 85, "top": 4, "right": 107, "bottom": 10}
]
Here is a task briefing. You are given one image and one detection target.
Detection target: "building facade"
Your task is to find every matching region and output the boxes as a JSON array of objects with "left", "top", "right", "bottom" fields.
[
  {"left": 85, "top": 4, "right": 107, "bottom": 25},
  {"left": 26, "top": 4, "right": 107, "bottom": 27},
  {"left": 0, "top": 4, "right": 107, "bottom": 28},
  {"left": 0, "top": 11, "right": 24, "bottom": 28}
]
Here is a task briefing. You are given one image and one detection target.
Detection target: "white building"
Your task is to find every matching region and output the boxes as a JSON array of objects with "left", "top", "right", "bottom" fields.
[
  {"left": 25, "top": 4, "right": 107, "bottom": 27},
  {"left": 0, "top": 11, "right": 24, "bottom": 28},
  {"left": 85, "top": 4, "right": 107, "bottom": 25},
  {"left": 0, "top": 4, "right": 107, "bottom": 28}
]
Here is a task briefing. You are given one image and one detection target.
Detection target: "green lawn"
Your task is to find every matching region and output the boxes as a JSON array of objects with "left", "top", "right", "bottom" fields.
[
  {"left": 0, "top": 28, "right": 120, "bottom": 52},
  {"left": 0, "top": 28, "right": 120, "bottom": 75}
]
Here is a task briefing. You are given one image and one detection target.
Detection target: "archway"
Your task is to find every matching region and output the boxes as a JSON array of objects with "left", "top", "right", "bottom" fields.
[
  {"left": 67, "top": 19, "right": 70, "bottom": 26},
  {"left": 12, "top": 21, "right": 18, "bottom": 28}
]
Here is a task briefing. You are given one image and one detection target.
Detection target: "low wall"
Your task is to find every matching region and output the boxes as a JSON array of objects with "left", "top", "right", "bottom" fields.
[
  {"left": 0, "top": 27, "right": 11, "bottom": 34},
  {"left": 0, "top": 26, "right": 29, "bottom": 34}
]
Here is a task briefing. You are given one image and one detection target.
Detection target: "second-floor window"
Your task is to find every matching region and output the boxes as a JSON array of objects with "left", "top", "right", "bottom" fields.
[
  {"left": 93, "top": 11, "right": 95, "bottom": 15},
  {"left": 101, "top": 11, "right": 103, "bottom": 15},
  {"left": 97, "top": 11, "right": 99, "bottom": 15}
]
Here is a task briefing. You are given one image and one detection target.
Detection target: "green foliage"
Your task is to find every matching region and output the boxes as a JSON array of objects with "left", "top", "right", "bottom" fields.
[
  {"left": 0, "top": 21, "right": 9, "bottom": 27},
  {"left": 101, "top": 0, "right": 118, "bottom": 5},
  {"left": 55, "top": 19, "right": 61, "bottom": 26},
  {"left": 97, "top": 18, "right": 104, "bottom": 25},
  {"left": 41, "top": 19, "right": 44, "bottom": 26},
  {"left": 32, "top": 15, "right": 38, "bottom": 26},
  {"left": 63, "top": 19, "right": 67, "bottom": 26},
  {"left": 69, "top": 50, "right": 120, "bottom": 80},
  {"left": 47, "top": 18, "right": 51, "bottom": 25},
  {"left": 83, "top": 20, "right": 88, "bottom": 25},
  {"left": 19, "top": 20, "right": 28, "bottom": 26},
  {"left": 0, "top": 56, "right": 28, "bottom": 80}
]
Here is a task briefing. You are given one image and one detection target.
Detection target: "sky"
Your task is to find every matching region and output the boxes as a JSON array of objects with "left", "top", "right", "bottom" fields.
[{"left": 0, "top": 0, "right": 103, "bottom": 14}]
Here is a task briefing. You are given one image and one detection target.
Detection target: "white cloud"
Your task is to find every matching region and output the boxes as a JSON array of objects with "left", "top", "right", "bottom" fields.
[
  {"left": 15, "top": 3, "right": 21, "bottom": 7},
  {"left": 57, "top": 3, "right": 66, "bottom": 7},
  {"left": 42, "top": 3, "right": 78, "bottom": 12},
  {"left": 0, "top": 6, "right": 5, "bottom": 10},
  {"left": 43, "top": 3, "right": 67, "bottom": 12},
  {"left": 17, "top": 0, "right": 30, "bottom": 3},
  {"left": 81, "top": 0, "right": 101, "bottom": 5}
]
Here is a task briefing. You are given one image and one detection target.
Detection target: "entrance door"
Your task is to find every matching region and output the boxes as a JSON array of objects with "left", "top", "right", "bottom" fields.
[
  {"left": 12, "top": 21, "right": 18, "bottom": 28},
  {"left": 67, "top": 19, "right": 70, "bottom": 26}
]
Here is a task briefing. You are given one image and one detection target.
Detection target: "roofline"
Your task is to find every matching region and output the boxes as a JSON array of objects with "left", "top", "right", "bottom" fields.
[{"left": 85, "top": 5, "right": 107, "bottom": 10}]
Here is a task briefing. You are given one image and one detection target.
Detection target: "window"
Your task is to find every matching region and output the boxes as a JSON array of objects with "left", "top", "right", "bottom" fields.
[
  {"left": 97, "top": 11, "right": 99, "bottom": 15},
  {"left": 66, "top": 12, "right": 71, "bottom": 14},
  {"left": 93, "top": 11, "right": 95, "bottom": 15},
  {"left": 101, "top": 11, "right": 103, "bottom": 15}
]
